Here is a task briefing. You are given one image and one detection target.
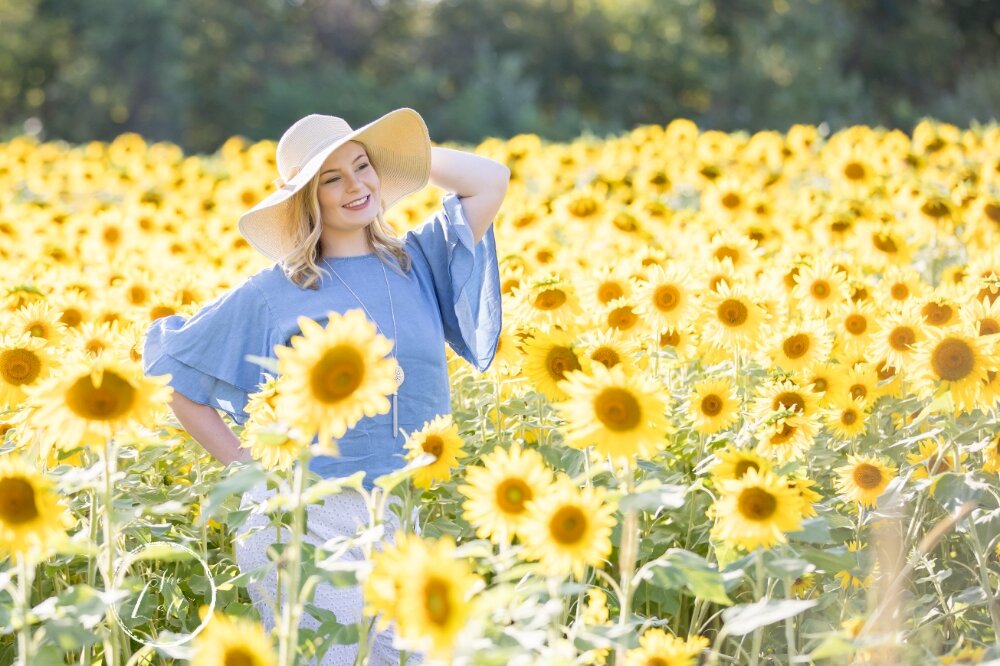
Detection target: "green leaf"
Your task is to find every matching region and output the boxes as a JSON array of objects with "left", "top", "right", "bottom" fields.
[
  {"left": 618, "top": 483, "right": 687, "bottom": 512},
  {"left": 199, "top": 463, "right": 267, "bottom": 526},
  {"left": 932, "top": 472, "right": 990, "bottom": 512},
  {"left": 721, "top": 598, "right": 817, "bottom": 636},
  {"left": 799, "top": 546, "right": 856, "bottom": 575},
  {"left": 644, "top": 548, "right": 732, "bottom": 605},
  {"left": 764, "top": 556, "right": 814, "bottom": 579},
  {"left": 788, "top": 516, "right": 833, "bottom": 544}
]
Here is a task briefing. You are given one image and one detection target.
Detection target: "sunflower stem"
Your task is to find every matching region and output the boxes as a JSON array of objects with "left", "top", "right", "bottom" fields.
[
  {"left": 100, "top": 438, "right": 123, "bottom": 666},
  {"left": 749, "top": 549, "right": 764, "bottom": 666},
  {"left": 16, "top": 554, "right": 34, "bottom": 666},
  {"left": 967, "top": 511, "right": 1000, "bottom": 640},
  {"left": 783, "top": 576, "right": 797, "bottom": 663},
  {"left": 614, "top": 463, "right": 638, "bottom": 666},
  {"left": 278, "top": 451, "right": 308, "bottom": 666}
]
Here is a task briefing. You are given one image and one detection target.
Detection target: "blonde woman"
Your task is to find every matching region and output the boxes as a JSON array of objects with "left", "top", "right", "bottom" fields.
[{"left": 142, "top": 109, "right": 508, "bottom": 664}]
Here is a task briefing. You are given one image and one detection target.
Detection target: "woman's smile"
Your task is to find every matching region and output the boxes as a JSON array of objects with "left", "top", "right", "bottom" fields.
[{"left": 342, "top": 194, "right": 371, "bottom": 210}]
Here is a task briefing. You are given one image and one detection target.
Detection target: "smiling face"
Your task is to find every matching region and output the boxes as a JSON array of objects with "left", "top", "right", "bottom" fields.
[{"left": 315, "top": 140, "right": 381, "bottom": 235}]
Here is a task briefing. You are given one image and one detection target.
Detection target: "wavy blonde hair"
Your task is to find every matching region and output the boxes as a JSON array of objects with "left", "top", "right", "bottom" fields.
[{"left": 279, "top": 145, "right": 412, "bottom": 290}]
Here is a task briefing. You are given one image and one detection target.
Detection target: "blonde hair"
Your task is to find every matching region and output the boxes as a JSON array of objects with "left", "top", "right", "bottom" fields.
[{"left": 279, "top": 154, "right": 412, "bottom": 290}]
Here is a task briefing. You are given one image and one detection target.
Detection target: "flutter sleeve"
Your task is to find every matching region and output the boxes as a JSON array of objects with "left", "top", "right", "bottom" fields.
[
  {"left": 407, "top": 192, "right": 502, "bottom": 371},
  {"left": 142, "top": 278, "right": 278, "bottom": 425}
]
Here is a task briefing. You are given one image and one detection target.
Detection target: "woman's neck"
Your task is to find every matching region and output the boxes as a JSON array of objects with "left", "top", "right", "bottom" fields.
[{"left": 320, "top": 229, "right": 372, "bottom": 258}]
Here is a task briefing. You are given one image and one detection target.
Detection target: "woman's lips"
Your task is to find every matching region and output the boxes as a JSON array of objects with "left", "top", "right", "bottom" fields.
[{"left": 342, "top": 194, "right": 370, "bottom": 210}]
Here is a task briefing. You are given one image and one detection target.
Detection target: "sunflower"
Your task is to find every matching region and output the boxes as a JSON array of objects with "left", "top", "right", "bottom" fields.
[
  {"left": 792, "top": 257, "right": 849, "bottom": 317},
  {"left": 765, "top": 317, "right": 833, "bottom": 372},
  {"left": 68, "top": 321, "right": 124, "bottom": 359},
  {"left": 789, "top": 476, "right": 821, "bottom": 519},
  {"left": 755, "top": 418, "right": 815, "bottom": 463},
  {"left": 700, "top": 282, "right": 768, "bottom": 354},
  {"left": 240, "top": 375, "right": 308, "bottom": 471},
  {"left": 841, "top": 362, "right": 881, "bottom": 407},
  {"left": 576, "top": 327, "right": 640, "bottom": 375},
  {"left": 878, "top": 266, "right": 928, "bottom": 310},
  {"left": 869, "top": 305, "right": 926, "bottom": 375},
  {"left": 392, "top": 536, "right": 482, "bottom": 659},
  {"left": 555, "top": 364, "right": 670, "bottom": 461},
  {"left": 911, "top": 326, "right": 997, "bottom": 414},
  {"left": 622, "top": 627, "right": 709, "bottom": 666},
  {"left": 26, "top": 353, "right": 171, "bottom": 454},
  {"left": 823, "top": 393, "right": 869, "bottom": 440},
  {"left": 492, "top": 325, "right": 524, "bottom": 375},
  {"left": 520, "top": 477, "right": 616, "bottom": 580},
  {"left": 687, "top": 376, "right": 741, "bottom": 435},
  {"left": 273, "top": 310, "right": 398, "bottom": 451},
  {"left": 596, "top": 296, "right": 647, "bottom": 337},
  {"left": 0, "top": 455, "right": 73, "bottom": 560},
  {"left": 521, "top": 327, "right": 583, "bottom": 402},
  {"left": 0, "top": 332, "right": 57, "bottom": 409},
  {"left": 752, "top": 378, "right": 821, "bottom": 438},
  {"left": 635, "top": 262, "right": 702, "bottom": 332},
  {"left": 960, "top": 293, "right": 1000, "bottom": 338},
  {"left": 798, "top": 361, "right": 848, "bottom": 406},
  {"left": 709, "top": 445, "right": 772, "bottom": 484},
  {"left": 404, "top": 415, "right": 467, "bottom": 489},
  {"left": 9, "top": 301, "right": 68, "bottom": 346},
  {"left": 834, "top": 540, "right": 873, "bottom": 590},
  {"left": 835, "top": 455, "right": 896, "bottom": 508},
  {"left": 458, "top": 444, "right": 553, "bottom": 544},
  {"left": 711, "top": 468, "right": 804, "bottom": 551},
  {"left": 510, "top": 273, "right": 583, "bottom": 330},
  {"left": 906, "top": 439, "right": 967, "bottom": 480},
  {"left": 831, "top": 301, "right": 878, "bottom": 360},
  {"left": 984, "top": 432, "right": 1000, "bottom": 474},
  {"left": 190, "top": 612, "right": 276, "bottom": 666},
  {"left": 919, "top": 295, "right": 960, "bottom": 328},
  {"left": 578, "top": 262, "right": 638, "bottom": 312},
  {"left": 363, "top": 530, "right": 426, "bottom": 631}
]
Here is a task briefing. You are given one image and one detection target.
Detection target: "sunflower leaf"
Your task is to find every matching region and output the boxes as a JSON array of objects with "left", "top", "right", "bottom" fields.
[
  {"left": 721, "top": 598, "right": 817, "bottom": 636},
  {"left": 617, "top": 482, "right": 687, "bottom": 512},
  {"left": 645, "top": 548, "right": 732, "bottom": 605}
]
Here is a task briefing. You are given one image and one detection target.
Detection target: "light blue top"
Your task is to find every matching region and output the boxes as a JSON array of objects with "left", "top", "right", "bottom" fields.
[{"left": 143, "top": 193, "right": 501, "bottom": 489}]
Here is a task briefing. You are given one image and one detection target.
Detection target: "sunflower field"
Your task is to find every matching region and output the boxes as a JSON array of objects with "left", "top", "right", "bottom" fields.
[{"left": 1, "top": 119, "right": 1000, "bottom": 666}]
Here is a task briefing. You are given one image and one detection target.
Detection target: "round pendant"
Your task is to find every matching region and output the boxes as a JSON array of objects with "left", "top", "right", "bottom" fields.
[{"left": 394, "top": 364, "right": 405, "bottom": 388}]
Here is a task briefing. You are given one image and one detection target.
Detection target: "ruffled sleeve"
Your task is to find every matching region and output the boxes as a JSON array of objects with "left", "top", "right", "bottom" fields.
[
  {"left": 142, "top": 278, "right": 278, "bottom": 425},
  {"left": 407, "top": 192, "right": 502, "bottom": 372}
]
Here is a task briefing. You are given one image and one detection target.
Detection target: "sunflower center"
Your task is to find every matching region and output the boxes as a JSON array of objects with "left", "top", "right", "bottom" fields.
[
  {"left": 421, "top": 435, "right": 444, "bottom": 460},
  {"left": 535, "top": 289, "right": 567, "bottom": 311},
  {"left": 734, "top": 460, "right": 759, "bottom": 478},
  {"left": 660, "top": 330, "right": 680, "bottom": 348},
  {"left": 423, "top": 578, "right": 452, "bottom": 626},
  {"left": 715, "top": 247, "right": 739, "bottom": 263},
  {"left": 720, "top": 192, "right": 742, "bottom": 209},
  {"left": 597, "top": 282, "right": 624, "bottom": 304},
  {"left": 985, "top": 202, "right": 1000, "bottom": 224},
  {"left": 28, "top": 323, "right": 47, "bottom": 338},
  {"left": 921, "top": 199, "right": 950, "bottom": 218},
  {"left": 770, "top": 423, "right": 796, "bottom": 444},
  {"left": 699, "top": 393, "right": 723, "bottom": 417},
  {"left": 931, "top": 337, "right": 974, "bottom": 382},
  {"left": 645, "top": 659, "right": 670, "bottom": 666},
  {"left": 570, "top": 197, "right": 598, "bottom": 218},
  {"left": 737, "top": 487, "right": 777, "bottom": 521},
  {"left": 810, "top": 378, "right": 828, "bottom": 392},
  {"left": 1, "top": 349, "right": 42, "bottom": 385},
  {"left": 223, "top": 648, "right": 256, "bottom": 666},
  {"left": 653, "top": 285, "right": 681, "bottom": 312},
  {"left": 782, "top": 334, "right": 810, "bottom": 359},
  {"left": 890, "top": 283, "right": 909, "bottom": 300},
  {"left": 888, "top": 326, "right": 916, "bottom": 351},
  {"left": 0, "top": 477, "right": 39, "bottom": 525},
  {"left": 876, "top": 360, "right": 896, "bottom": 380},
  {"left": 852, "top": 463, "right": 883, "bottom": 489},
  {"left": 495, "top": 478, "right": 532, "bottom": 514},
  {"left": 66, "top": 371, "right": 136, "bottom": 421},
  {"left": 594, "top": 388, "right": 642, "bottom": 432},
  {"left": 772, "top": 391, "right": 805, "bottom": 414},
  {"left": 843, "top": 162, "right": 866, "bottom": 180},
  {"left": 841, "top": 409, "right": 858, "bottom": 425},
  {"left": 873, "top": 233, "right": 898, "bottom": 253},
  {"left": 921, "top": 302, "right": 952, "bottom": 326},
  {"left": 980, "top": 318, "right": 1000, "bottom": 336},
  {"left": 59, "top": 308, "right": 83, "bottom": 327},
  {"left": 717, "top": 299, "right": 749, "bottom": 327},
  {"left": 810, "top": 280, "right": 830, "bottom": 299},
  {"left": 309, "top": 345, "right": 365, "bottom": 403},
  {"left": 608, "top": 306, "right": 638, "bottom": 331},
  {"left": 850, "top": 384, "right": 867, "bottom": 401},
  {"left": 545, "top": 346, "right": 581, "bottom": 382},
  {"left": 549, "top": 505, "right": 587, "bottom": 545},
  {"left": 845, "top": 314, "right": 868, "bottom": 335},
  {"left": 591, "top": 347, "right": 620, "bottom": 368}
]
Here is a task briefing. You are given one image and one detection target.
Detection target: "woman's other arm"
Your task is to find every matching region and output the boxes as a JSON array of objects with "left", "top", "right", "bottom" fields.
[
  {"left": 168, "top": 392, "right": 250, "bottom": 466},
  {"left": 429, "top": 146, "right": 511, "bottom": 245}
]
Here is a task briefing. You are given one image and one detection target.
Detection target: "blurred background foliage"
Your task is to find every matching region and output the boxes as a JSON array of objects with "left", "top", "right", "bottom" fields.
[{"left": 2, "top": 0, "right": 998, "bottom": 152}]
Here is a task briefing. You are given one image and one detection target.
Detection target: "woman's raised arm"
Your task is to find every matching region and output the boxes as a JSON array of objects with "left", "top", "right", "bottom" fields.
[
  {"left": 428, "top": 146, "right": 510, "bottom": 245},
  {"left": 168, "top": 392, "right": 250, "bottom": 466}
]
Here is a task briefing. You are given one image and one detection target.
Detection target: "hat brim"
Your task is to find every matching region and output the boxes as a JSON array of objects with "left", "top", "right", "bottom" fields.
[{"left": 237, "top": 107, "right": 431, "bottom": 263}]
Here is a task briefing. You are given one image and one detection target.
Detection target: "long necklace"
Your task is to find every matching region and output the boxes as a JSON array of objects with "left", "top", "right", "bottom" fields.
[{"left": 325, "top": 257, "right": 405, "bottom": 436}]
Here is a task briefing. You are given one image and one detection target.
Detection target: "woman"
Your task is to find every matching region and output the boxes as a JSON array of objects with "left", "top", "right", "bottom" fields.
[{"left": 142, "top": 108, "right": 508, "bottom": 664}]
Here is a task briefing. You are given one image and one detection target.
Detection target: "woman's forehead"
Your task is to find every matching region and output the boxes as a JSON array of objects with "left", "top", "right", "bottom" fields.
[{"left": 322, "top": 141, "right": 368, "bottom": 168}]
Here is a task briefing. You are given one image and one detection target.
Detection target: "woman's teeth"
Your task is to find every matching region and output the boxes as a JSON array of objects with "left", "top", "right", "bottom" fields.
[{"left": 343, "top": 195, "right": 369, "bottom": 209}]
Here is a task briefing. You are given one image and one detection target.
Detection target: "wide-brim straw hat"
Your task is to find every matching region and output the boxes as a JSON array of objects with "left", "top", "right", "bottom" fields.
[{"left": 237, "top": 107, "right": 431, "bottom": 262}]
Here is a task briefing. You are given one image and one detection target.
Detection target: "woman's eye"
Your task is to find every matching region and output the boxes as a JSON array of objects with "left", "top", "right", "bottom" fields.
[
  {"left": 324, "top": 176, "right": 340, "bottom": 184},
  {"left": 358, "top": 163, "right": 368, "bottom": 170}
]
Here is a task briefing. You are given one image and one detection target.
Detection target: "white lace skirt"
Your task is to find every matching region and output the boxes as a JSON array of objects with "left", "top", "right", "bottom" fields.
[{"left": 234, "top": 480, "right": 424, "bottom": 665}]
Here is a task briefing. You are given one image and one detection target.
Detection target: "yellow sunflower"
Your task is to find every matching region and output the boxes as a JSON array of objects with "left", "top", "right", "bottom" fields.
[
  {"left": 240, "top": 375, "right": 308, "bottom": 471},
  {"left": 190, "top": 612, "right": 276, "bottom": 666},
  {"left": 0, "top": 332, "right": 57, "bottom": 409},
  {"left": 0, "top": 455, "right": 73, "bottom": 561},
  {"left": 711, "top": 468, "right": 804, "bottom": 551},
  {"left": 983, "top": 432, "right": 1000, "bottom": 474},
  {"left": 521, "top": 327, "right": 583, "bottom": 402},
  {"left": 576, "top": 326, "right": 640, "bottom": 375},
  {"left": 510, "top": 273, "right": 583, "bottom": 330},
  {"left": 959, "top": 293, "right": 1000, "bottom": 338},
  {"left": 596, "top": 296, "right": 647, "bottom": 338},
  {"left": 906, "top": 439, "right": 967, "bottom": 480},
  {"left": 9, "top": 301, "right": 68, "bottom": 346},
  {"left": 273, "top": 310, "right": 398, "bottom": 452},
  {"left": 635, "top": 262, "right": 702, "bottom": 332},
  {"left": 792, "top": 257, "right": 849, "bottom": 317},
  {"left": 835, "top": 455, "right": 897, "bottom": 508},
  {"left": 578, "top": 262, "right": 638, "bottom": 312},
  {"left": 835, "top": 540, "right": 873, "bottom": 590},
  {"left": 622, "top": 627, "right": 709, "bottom": 666},
  {"left": 918, "top": 295, "right": 960, "bottom": 328},
  {"left": 520, "top": 477, "right": 617, "bottom": 580},
  {"left": 687, "top": 376, "right": 741, "bottom": 435},
  {"left": 798, "top": 361, "right": 848, "bottom": 407},
  {"left": 789, "top": 476, "right": 821, "bottom": 519},
  {"left": 25, "top": 353, "right": 171, "bottom": 454},
  {"left": 403, "top": 415, "right": 467, "bottom": 489},
  {"left": 877, "top": 266, "right": 928, "bottom": 311},
  {"left": 765, "top": 317, "right": 834, "bottom": 372},
  {"left": 822, "top": 393, "right": 869, "bottom": 440},
  {"left": 458, "top": 444, "right": 553, "bottom": 543},
  {"left": 911, "top": 326, "right": 997, "bottom": 414},
  {"left": 709, "top": 445, "right": 772, "bottom": 485},
  {"left": 869, "top": 305, "right": 927, "bottom": 375},
  {"left": 700, "top": 282, "right": 768, "bottom": 354},
  {"left": 831, "top": 300, "right": 878, "bottom": 360},
  {"left": 555, "top": 364, "right": 670, "bottom": 461}
]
